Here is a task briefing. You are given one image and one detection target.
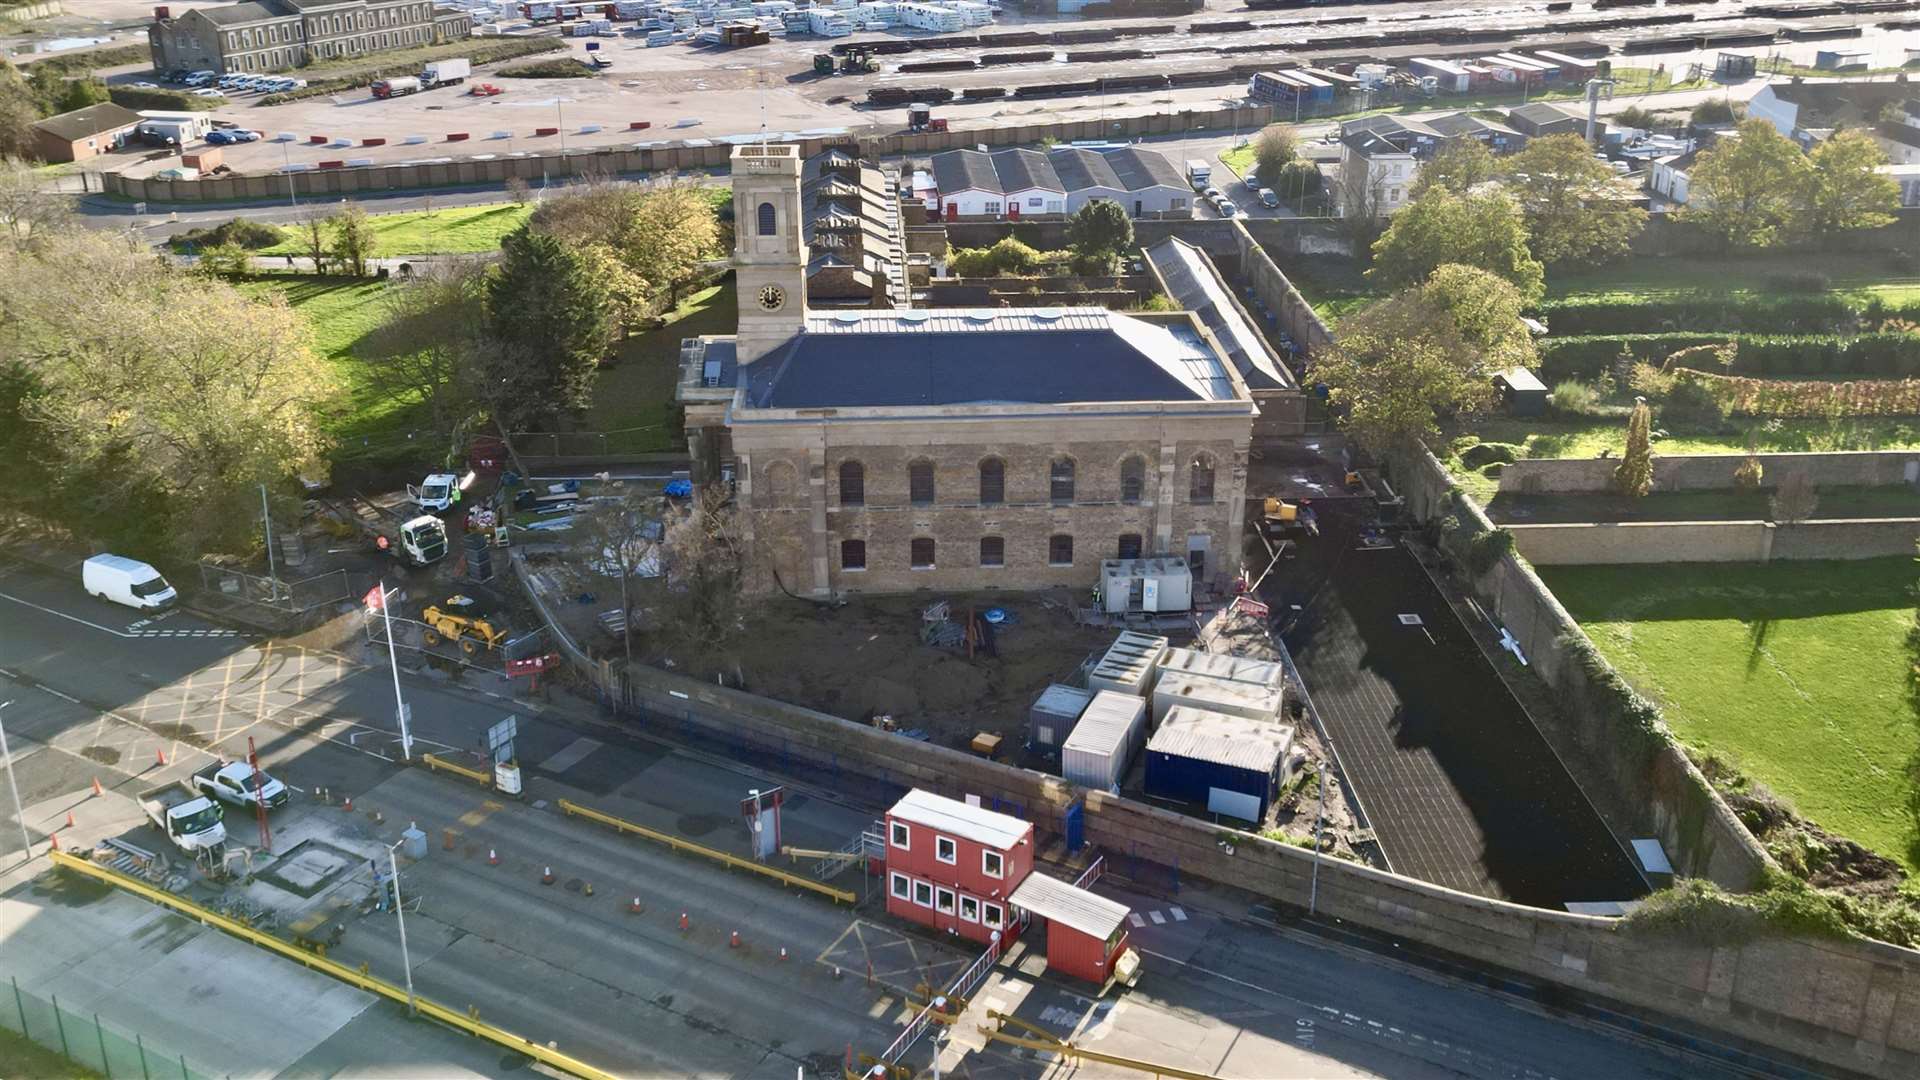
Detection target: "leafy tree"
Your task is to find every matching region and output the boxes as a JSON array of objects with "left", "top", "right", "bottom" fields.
[
  {"left": 1771, "top": 470, "right": 1818, "bottom": 523},
  {"left": 0, "top": 157, "right": 71, "bottom": 248},
  {"left": 1313, "top": 264, "right": 1538, "bottom": 450},
  {"left": 1681, "top": 119, "right": 1809, "bottom": 248},
  {"left": 328, "top": 203, "right": 375, "bottom": 276},
  {"left": 1690, "top": 99, "right": 1737, "bottom": 126},
  {"left": 1614, "top": 397, "right": 1653, "bottom": 497},
  {"left": 0, "top": 63, "right": 41, "bottom": 160},
  {"left": 1799, "top": 129, "right": 1899, "bottom": 239},
  {"left": 1500, "top": 133, "right": 1647, "bottom": 267},
  {"left": 293, "top": 208, "right": 330, "bottom": 272},
  {"left": 194, "top": 241, "right": 253, "bottom": 279},
  {"left": 1733, "top": 448, "right": 1764, "bottom": 490},
  {"left": 0, "top": 230, "right": 334, "bottom": 554},
  {"left": 1275, "top": 158, "right": 1322, "bottom": 200},
  {"left": 624, "top": 181, "right": 720, "bottom": 308},
  {"left": 1065, "top": 198, "right": 1133, "bottom": 271},
  {"left": 1411, "top": 139, "right": 1497, "bottom": 197},
  {"left": 1368, "top": 188, "right": 1544, "bottom": 303},
  {"left": 55, "top": 77, "right": 107, "bottom": 114},
  {"left": 1613, "top": 105, "right": 1663, "bottom": 131},
  {"left": 484, "top": 225, "right": 612, "bottom": 428},
  {"left": 1251, "top": 123, "right": 1297, "bottom": 183}
]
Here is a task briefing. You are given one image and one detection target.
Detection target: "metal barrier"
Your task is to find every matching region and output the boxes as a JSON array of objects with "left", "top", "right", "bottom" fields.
[
  {"left": 881, "top": 934, "right": 1002, "bottom": 1065},
  {"left": 556, "top": 798, "right": 856, "bottom": 905},
  {"left": 48, "top": 850, "right": 619, "bottom": 1080},
  {"left": 1073, "top": 855, "right": 1105, "bottom": 890},
  {"left": 422, "top": 752, "right": 492, "bottom": 786},
  {"left": 5, "top": 975, "right": 211, "bottom": 1080},
  {"left": 197, "top": 561, "right": 350, "bottom": 614}
]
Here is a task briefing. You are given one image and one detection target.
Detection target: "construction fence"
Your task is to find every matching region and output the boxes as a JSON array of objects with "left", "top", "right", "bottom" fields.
[
  {"left": 3, "top": 976, "right": 213, "bottom": 1080},
  {"left": 197, "top": 560, "right": 354, "bottom": 615}
]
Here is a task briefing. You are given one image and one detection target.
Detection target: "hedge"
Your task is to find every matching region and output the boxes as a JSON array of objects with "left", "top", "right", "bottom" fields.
[
  {"left": 1540, "top": 333, "right": 1920, "bottom": 382},
  {"left": 1537, "top": 295, "right": 1920, "bottom": 336},
  {"left": 109, "top": 86, "right": 217, "bottom": 112}
]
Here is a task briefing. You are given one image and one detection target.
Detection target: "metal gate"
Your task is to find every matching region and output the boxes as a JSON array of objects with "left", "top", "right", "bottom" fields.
[{"left": 1064, "top": 798, "right": 1085, "bottom": 854}]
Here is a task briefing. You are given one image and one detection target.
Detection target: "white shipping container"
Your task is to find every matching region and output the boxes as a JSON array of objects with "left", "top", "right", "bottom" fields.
[
  {"left": 1152, "top": 672, "right": 1283, "bottom": 725},
  {"left": 1158, "top": 646, "right": 1285, "bottom": 693},
  {"left": 1086, "top": 631, "right": 1168, "bottom": 697},
  {"left": 1061, "top": 690, "right": 1146, "bottom": 791}
]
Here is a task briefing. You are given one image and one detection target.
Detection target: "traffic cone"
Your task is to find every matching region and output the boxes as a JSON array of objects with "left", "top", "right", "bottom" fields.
[
  {"left": 48, "top": 832, "right": 59, "bottom": 852},
  {"left": 91, "top": 777, "right": 102, "bottom": 798},
  {"left": 64, "top": 811, "right": 74, "bottom": 829},
  {"left": 779, "top": 947, "right": 788, "bottom": 962},
  {"left": 487, "top": 848, "right": 499, "bottom": 866},
  {"left": 729, "top": 930, "right": 741, "bottom": 949},
  {"left": 679, "top": 911, "right": 689, "bottom": 931},
  {"left": 629, "top": 897, "right": 643, "bottom": 914},
  {"left": 583, "top": 882, "right": 594, "bottom": 897},
  {"left": 541, "top": 866, "right": 555, "bottom": 885},
  {"left": 156, "top": 748, "right": 167, "bottom": 767},
  {"left": 342, "top": 795, "right": 353, "bottom": 812}
]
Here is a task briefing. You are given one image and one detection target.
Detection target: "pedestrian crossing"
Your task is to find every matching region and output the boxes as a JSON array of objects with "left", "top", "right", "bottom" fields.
[
  {"left": 1127, "top": 905, "right": 1186, "bottom": 928},
  {"left": 132, "top": 627, "right": 242, "bottom": 638}
]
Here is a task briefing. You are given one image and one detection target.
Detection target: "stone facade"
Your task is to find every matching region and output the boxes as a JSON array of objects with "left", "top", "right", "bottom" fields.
[{"left": 149, "top": 0, "right": 470, "bottom": 75}]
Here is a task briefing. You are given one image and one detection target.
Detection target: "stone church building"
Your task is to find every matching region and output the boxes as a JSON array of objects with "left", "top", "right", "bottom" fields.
[{"left": 679, "top": 143, "right": 1255, "bottom": 599}]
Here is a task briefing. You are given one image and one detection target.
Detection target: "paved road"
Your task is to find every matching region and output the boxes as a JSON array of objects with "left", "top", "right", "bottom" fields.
[{"left": 0, "top": 553, "right": 1798, "bottom": 1078}]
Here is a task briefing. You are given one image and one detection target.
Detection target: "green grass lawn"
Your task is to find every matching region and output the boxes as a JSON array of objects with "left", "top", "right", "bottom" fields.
[
  {"left": 1486, "top": 485, "right": 1920, "bottom": 524},
  {"left": 1541, "top": 559, "right": 1919, "bottom": 871},
  {"left": 1548, "top": 252, "right": 1920, "bottom": 306},
  {"left": 0, "top": 1024, "right": 102, "bottom": 1079},
  {"left": 256, "top": 202, "right": 534, "bottom": 257},
  {"left": 581, "top": 278, "right": 735, "bottom": 452}
]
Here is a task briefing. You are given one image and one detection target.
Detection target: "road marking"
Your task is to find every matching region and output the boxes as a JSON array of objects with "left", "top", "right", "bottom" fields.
[
  {"left": 536, "top": 736, "right": 601, "bottom": 773},
  {"left": 1149, "top": 910, "right": 1166, "bottom": 925},
  {"left": 1129, "top": 913, "right": 1145, "bottom": 927},
  {"left": 0, "top": 590, "right": 136, "bottom": 637},
  {"left": 1170, "top": 906, "right": 1186, "bottom": 921}
]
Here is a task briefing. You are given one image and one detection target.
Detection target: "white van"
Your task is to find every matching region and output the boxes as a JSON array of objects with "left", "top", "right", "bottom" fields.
[{"left": 83, "top": 554, "right": 177, "bottom": 611}]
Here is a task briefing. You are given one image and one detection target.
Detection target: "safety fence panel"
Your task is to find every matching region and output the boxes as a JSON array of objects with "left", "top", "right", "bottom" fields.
[{"left": 4, "top": 976, "right": 214, "bottom": 1080}]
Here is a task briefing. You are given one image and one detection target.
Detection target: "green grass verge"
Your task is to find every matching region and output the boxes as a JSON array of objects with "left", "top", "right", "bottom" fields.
[
  {"left": 1486, "top": 486, "right": 1920, "bottom": 524},
  {"left": 1548, "top": 252, "right": 1920, "bottom": 306},
  {"left": 1541, "top": 559, "right": 1919, "bottom": 872},
  {"left": 255, "top": 202, "right": 534, "bottom": 257},
  {"left": 0, "top": 1024, "right": 103, "bottom": 1079},
  {"left": 582, "top": 278, "right": 734, "bottom": 450}
]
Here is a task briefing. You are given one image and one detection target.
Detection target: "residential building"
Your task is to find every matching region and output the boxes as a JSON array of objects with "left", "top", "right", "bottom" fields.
[
  {"left": 1506, "top": 101, "right": 1601, "bottom": 141},
  {"left": 929, "top": 145, "right": 1190, "bottom": 220},
  {"left": 1885, "top": 162, "right": 1920, "bottom": 208},
  {"left": 1335, "top": 129, "right": 1416, "bottom": 217},
  {"left": 802, "top": 147, "right": 908, "bottom": 308},
  {"left": 1340, "top": 114, "right": 1442, "bottom": 159},
  {"left": 1080, "top": 145, "right": 1190, "bottom": 217},
  {"left": 1747, "top": 80, "right": 1912, "bottom": 147},
  {"left": 30, "top": 102, "right": 142, "bottom": 163},
  {"left": 148, "top": 0, "right": 473, "bottom": 76},
  {"left": 679, "top": 143, "right": 1255, "bottom": 599}
]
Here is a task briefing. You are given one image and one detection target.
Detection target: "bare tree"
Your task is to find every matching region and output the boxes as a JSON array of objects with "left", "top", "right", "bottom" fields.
[
  {"left": 1333, "top": 160, "right": 1387, "bottom": 258},
  {"left": 294, "top": 207, "right": 330, "bottom": 273},
  {"left": 505, "top": 176, "right": 531, "bottom": 206},
  {"left": 571, "top": 484, "right": 662, "bottom": 662},
  {"left": 1771, "top": 471, "right": 1819, "bottom": 524},
  {"left": 658, "top": 486, "right": 744, "bottom": 657},
  {"left": 0, "top": 158, "right": 73, "bottom": 249}
]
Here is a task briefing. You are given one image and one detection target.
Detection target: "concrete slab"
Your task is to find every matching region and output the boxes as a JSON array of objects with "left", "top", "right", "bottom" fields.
[{"left": 534, "top": 735, "right": 600, "bottom": 774}]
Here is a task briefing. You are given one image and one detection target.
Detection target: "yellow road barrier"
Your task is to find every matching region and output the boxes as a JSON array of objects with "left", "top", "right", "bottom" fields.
[
  {"left": 422, "top": 752, "right": 492, "bottom": 786},
  {"left": 557, "top": 798, "right": 857, "bottom": 905},
  {"left": 49, "top": 850, "right": 618, "bottom": 1080}
]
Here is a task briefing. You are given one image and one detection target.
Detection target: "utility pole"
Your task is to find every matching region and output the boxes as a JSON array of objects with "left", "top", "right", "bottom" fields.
[
  {"left": 0, "top": 701, "right": 29, "bottom": 861},
  {"left": 1308, "top": 741, "right": 1330, "bottom": 917},
  {"left": 260, "top": 483, "right": 278, "bottom": 603},
  {"left": 376, "top": 583, "right": 413, "bottom": 761},
  {"left": 387, "top": 840, "right": 416, "bottom": 1013}
]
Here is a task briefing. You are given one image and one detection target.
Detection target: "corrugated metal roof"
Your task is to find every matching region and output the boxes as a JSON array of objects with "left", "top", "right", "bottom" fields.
[
  {"left": 931, "top": 149, "right": 1000, "bottom": 195},
  {"left": 1033, "top": 684, "right": 1093, "bottom": 719},
  {"left": 1010, "top": 872, "right": 1129, "bottom": 940},
  {"left": 1148, "top": 707, "right": 1293, "bottom": 773},
  {"left": 891, "top": 789, "right": 1031, "bottom": 850},
  {"left": 1143, "top": 237, "right": 1292, "bottom": 392},
  {"left": 1061, "top": 691, "right": 1144, "bottom": 757},
  {"left": 1103, "top": 146, "right": 1185, "bottom": 192},
  {"left": 991, "top": 148, "right": 1063, "bottom": 194},
  {"left": 1047, "top": 146, "right": 1123, "bottom": 194},
  {"left": 1159, "top": 646, "right": 1285, "bottom": 690}
]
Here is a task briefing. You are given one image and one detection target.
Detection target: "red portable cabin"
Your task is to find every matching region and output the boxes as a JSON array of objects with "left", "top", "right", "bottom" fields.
[
  {"left": 1009, "top": 872, "right": 1133, "bottom": 984},
  {"left": 883, "top": 790, "right": 1033, "bottom": 947}
]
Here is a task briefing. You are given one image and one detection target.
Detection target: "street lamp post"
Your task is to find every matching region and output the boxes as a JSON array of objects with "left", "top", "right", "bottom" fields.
[
  {"left": 377, "top": 583, "right": 413, "bottom": 761},
  {"left": 387, "top": 841, "right": 417, "bottom": 1013},
  {"left": 1308, "top": 739, "right": 1331, "bottom": 917},
  {"left": 260, "top": 483, "right": 278, "bottom": 603},
  {"left": 0, "top": 702, "right": 29, "bottom": 861}
]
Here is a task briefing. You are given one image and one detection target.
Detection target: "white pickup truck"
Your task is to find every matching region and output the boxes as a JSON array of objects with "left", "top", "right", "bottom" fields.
[
  {"left": 191, "top": 761, "right": 289, "bottom": 811},
  {"left": 140, "top": 784, "right": 227, "bottom": 856}
]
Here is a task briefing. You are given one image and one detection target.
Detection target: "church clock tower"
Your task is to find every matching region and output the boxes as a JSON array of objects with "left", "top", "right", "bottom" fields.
[{"left": 730, "top": 144, "right": 809, "bottom": 364}]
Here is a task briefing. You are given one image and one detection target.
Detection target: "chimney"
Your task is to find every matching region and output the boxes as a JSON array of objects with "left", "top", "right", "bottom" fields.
[{"left": 154, "top": 6, "right": 170, "bottom": 17}]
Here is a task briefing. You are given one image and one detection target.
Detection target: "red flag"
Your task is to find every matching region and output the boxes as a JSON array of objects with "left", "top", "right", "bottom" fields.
[{"left": 364, "top": 584, "right": 385, "bottom": 611}]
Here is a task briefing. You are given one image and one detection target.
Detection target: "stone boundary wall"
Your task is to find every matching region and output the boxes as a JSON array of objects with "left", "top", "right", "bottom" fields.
[
  {"left": 1501, "top": 452, "right": 1920, "bottom": 495},
  {"left": 1509, "top": 518, "right": 1920, "bottom": 565},
  {"left": 0, "top": 1, "right": 65, "bottom": 21},
  {"left": 1231, "top": 218, "right": 1334, "bottom": 360},
  {"left": 1396, "top": 450, "right": 1773, "bottom": 891}
]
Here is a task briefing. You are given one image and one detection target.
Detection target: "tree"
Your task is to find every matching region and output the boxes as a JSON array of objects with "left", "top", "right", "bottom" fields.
[
  {"left": 1680, "top": 119, "right": 1809, "bottom": 248},
  {"left": 293, "top": 208, "right": 330, "bottom": 273},
  {"left": 1613, "top": 105, "right": 1663, "bottom": 131},
  {"left": 624, "top": 181, "right": 720, "bottom": 309},
  {"left": 505, "top": 175, "right": 531, "bottom": 206},
  {"left": 1312, "top": 264, "right": 1538, "bottom": 451},
  {"left": 329, "top": 203, "right": 375, "bottom": 276},
  {"left": 0, "top": 62, "right": 38, "bottom": 161},
  {"left": 194, "top": 241, "right": 253, "bottom": 279},
  {"left": 1733, "top": 447, "right": 1764, "bottom": 490},
  {"left": 0, "top": 157, "right": 72, "bottom": 248},
  {"left": 572, "top": 484, "right": 661, "bottom": 661},
  {"left": 1368, "top": 188, "right": 1545, "bottom": 303},
  {"left": 1500, "top": 133, "right": 1647, "bottom": 267},
  {"left": 1690, "top": 99, "right": 1737, "bottom": 126},
  {"left": 365, "top": 265, "right": 488, "bottom": 453},
  {"left": 1410, "top": 139, "right": 1497, "bottom": 197},
  {"left": 484, "top": 225, "right": 612, "bottom": 428},
  {"left": 1333, "top": 158, "right": 1388, "bottom": 257},
  {"left": 1275, "top": 159, "right": 1322, "bottom": 201},
  {"left": 1065, "top": 199, "right": 1133, "bottom": 271},
  {"left": 1252, "top": 123, "right": 1297, "bottom": 183},
  {"left": 1771, "top": 470, "right": 1818, "bottom": 523},
  {"left": 658, "top": 485, "right": 745, "bottom": 656},
  {"left": 1614, "top": 398, "right": 1653, "bottom": 497},
  {"left": 0, "top": 230, "right": 334, "bottom": 554},
  {"left": 1800, "top": 129, "right": 1899, "bottom": 239},
  {"left": 55, "top": 77, "right": 107, "bottom": 114}
]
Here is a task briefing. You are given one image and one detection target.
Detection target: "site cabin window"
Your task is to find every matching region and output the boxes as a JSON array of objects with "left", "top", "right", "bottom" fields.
[
  {"left": 890, "top": 871, "right": 911, "bottom": 901},
  {"left": 1119, "top": 456, "right": 1145, "bottom": 505},
  {"left": 891, "top": 820, "right": 910, "bottom": 850},
  {"left": 935, "top": 835, "right": 956, "bottom": 864},
  {"left": 1050, "top": 457, "right": 1075, "bottom": 504},
  {"left": 1189, "top": 454, "right": 1216, "bottom": 505},
  {"left": 960, "top": 895, "right": 980, "bottom": 923},
  {"left": 1048, "top": 534, "right": 1073, "bottom": 567},
  {"left": 911, "top": 537, "right": 936, "bottom": 570},
  {"left": 840, "top": 539, "right": 866, "bottom": 572},
  {"left": 984, "top": 201, "right": 1002, "bottom": 216},
  {"left": 909, "top": 460, "right": 935, "bottom": 506},
  {"left": 935, "top": 886, "right": 957, "bottom": 915},
  {"left": 978, "top": 457, "right": 1004, "bottom": 505},
  {"left": 913, "top": 880, "right": 934, "bottom": 908},
  {"left": 839, "top": 460, "right": 864, "bottom": 507},
  {"left": 1027, "top": 197, "right": 1043, "bottom": 208},
  {"left": 981, "top": 849, "right": 1003, "bottom": 879},
  {"left": 1117, "top": 533, "right": 1143, "bottom": 560},
  {"left": 982, "top": 902, "right": 1005, "bottom": 929},
  {"left": 757, "top": 201, "right": 777, "bottom": 236},
  {"left": 979, "top": 536, "right": 1004, "bottom": 568}
]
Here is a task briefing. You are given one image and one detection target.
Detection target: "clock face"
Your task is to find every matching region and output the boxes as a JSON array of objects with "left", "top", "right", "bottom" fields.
[{"left": 758, "top": 284, "right": 786, "bottom": 311}]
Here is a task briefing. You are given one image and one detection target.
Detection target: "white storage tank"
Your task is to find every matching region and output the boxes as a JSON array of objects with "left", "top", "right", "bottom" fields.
[
  {"left": 1158, "top": 646, "right": 1284, "bottom": 693},
  {"left": 1028, "top": 683, "right": 1092, "bottom": 752},
  {"left": 1061, "top": 690, "right": 1147, "bottom": 792},
  {"left": 1087, "top": 631, "right": 1168, "bottom": 697},
  {"left": 1152, "top": 671, "right": 1283, "bottom": 725}
]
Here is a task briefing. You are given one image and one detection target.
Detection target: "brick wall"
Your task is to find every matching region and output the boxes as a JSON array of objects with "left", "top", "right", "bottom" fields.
[{"left": 1501, "top": 452, "right": 1920, "bottom": 495}]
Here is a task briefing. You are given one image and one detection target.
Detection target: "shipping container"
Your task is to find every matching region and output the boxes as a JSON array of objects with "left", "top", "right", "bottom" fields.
[
  {"left": 1151, "top": 672, "right": 1282, "bottom": 725},
  {"left": 1157, "top": 647, "right": 1284, "bottom": 694},
  {"left": 1098, "top": 557, "right": 1191, "bottom": 614},
  {"left": 1060, "top": 690, "right": 1146, "bottom": 792},
  {"left": 1029, "top": 684, "right": 1093, "bottom": 751},
  {"left": 1144, "top": 706, "right": 1294, "bottom": 821},
  {"left": 1086, "top": 631, "right": 1167, "bottom": 696}
]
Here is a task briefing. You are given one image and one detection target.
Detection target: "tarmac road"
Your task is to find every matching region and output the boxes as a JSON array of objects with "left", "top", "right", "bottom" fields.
[{"left": 0, "top": 552, "right": 1819, "bottom": 1078}]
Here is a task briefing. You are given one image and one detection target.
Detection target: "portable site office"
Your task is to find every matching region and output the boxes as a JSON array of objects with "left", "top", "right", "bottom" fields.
[
  {"left": 1156, "top": 647, "right": 1285, "bottom": 694},
  {"left": 1028, "top": 683, "right": 1093, "bottom": 752},
  {"left": 1151, "top": 672, "right": 1283, "bottom": 725},
  {"left": 1144, "top": 706, "right": 1296, "bottom": 822},
  {"left": 1086, "top": 631, "right": 1169, "bottom": 697},
  {"left": 1060, "top": 690, "right": 1147, "bottom": 792}
]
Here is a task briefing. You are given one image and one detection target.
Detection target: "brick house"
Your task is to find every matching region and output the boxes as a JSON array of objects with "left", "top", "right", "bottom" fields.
[{"left": 30, "top": 102, "right": 142, "bottom": 163}]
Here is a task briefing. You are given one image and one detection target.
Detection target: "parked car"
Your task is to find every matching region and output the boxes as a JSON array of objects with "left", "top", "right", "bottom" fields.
[
  {"left": 192, "top": 88, "right": 225, "bottom": 98},
  {"left": 1258, "top": 187, "right": 1279, "bottom": 208},
  {"left": 1201, "top": 186, "right": 1221, "bottom": 201},
  {"left": 184, "top": 71, "right": 216, "bottom": 87},
  {"left": 469, "top": 82, "right": 503, "bottom": 96},
  {"left": 130, "top": 80, "right": 158, "bottom": 89},
  {"left": 229, "top": 128, "right": 261, "bottom": 142},
  {"left": 1242, "top": 169, "right": 1257, "bottom": 189},
  {"left": 1218, "top": 200, "right": 1240, "bottom": 218}
]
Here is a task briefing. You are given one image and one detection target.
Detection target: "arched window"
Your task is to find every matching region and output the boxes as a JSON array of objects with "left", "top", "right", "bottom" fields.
[
  {"left": 757, "top": 201, "right": 777, "bottom": 236},
  {"left": 978, "top": 457, "right": 1004, "bottom": 506},
  {"left": 1119, "top": 456, "right": 1145, "bottom": 505},
  {"left": 1117, "top": 533, "right": 1143, "bottom": 560},
  {"left": 765, "top": 460, "right": 795, "bottom": 502},
  {"left": 839, "top": 460, "right": 864, "bottom": 507},
  {"left": 909, "top": 460, "right": 935, "bottom": 506},
  {"left": 1189, "top": 453, "right": 1216, "bottom": 505},
  {"left": 1049, "top": 457, "right": 1075, "bottom": 504},
  {"left": 841, "top": 540, "right": 866, "bottom": 571}
]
